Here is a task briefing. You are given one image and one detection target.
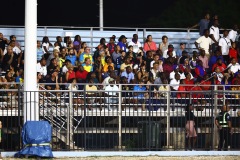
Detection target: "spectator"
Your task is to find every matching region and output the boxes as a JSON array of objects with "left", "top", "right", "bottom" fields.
[
  {"left": 97, "top": 38, "right": 106, "bottom": 50},
  {"left": 163, "top": 44, "right": 176, "bottom": 59},
  {"left": 75, "top": 65, "right": 88, "bottom": 83},
  {"left": 184, "top": 72, "right": 194, "bottom": 91},
  {"left": 208, "top": 50, "right": 223, "bottom": 70},
  {"left": 189, "top": 12, "right": 210, "bottom": 36},
  {"left": 143, "top": 35, "right": 157, "bottom": 52},
  {"left": 2, "top": 46, "right": 18, "bottom": 71},
  {"left": 198, "top": 49, "right": 209, "bottom": 71},
  {"left": 45, "top": 70, "right": 60, "bottom": 91},
  {"left": 132, "top": 79, "right": 147, "bottom": 111},
  {"left": 104, "top": 78, "right": 119, "bottom": 111},
  {"left": 212, "top": 58, "right": 227, "bottom": 73},
  {"left": 219, "top": 29, "right": 231, "bottom": 64},
  {"left": 145, "top": 50, "right": 153, "bottom": 72},
  {"left": 73, "top": 35, "right": 82, "bottom": 53},
  {"left": 137, "top": 63, "right": 149, "bottom": 82},
  {"left": 178, "top": 50, "right": 189, "bottom": 64},
  {"left": 86, "top": 79, "right": 100, "bottom": 111},
  {"left": 176, "top": 43, "right": 186, "bottom": 58},
  {"left": 195, "top": 29, "right": 212, "bottom": 57},
  {"left": 177, "top": 79, "right": 188, "bottom": 104},
  {"left": 4, "top": 40, "right": 22, "bottom": 68},
  {"left": 189, "top": 51, "right": 199, "bottom": 70},
  {"left": 200, "top": 74, "right": 211, "bottom": 91},
  {"left": 102, "top": 71, "right": 117, "bottom": 87},
  {"left": 82, "top": 57, "right": 93, "bottom": 72},
  {"left": 149, "top": 62, "right": 160, "bottom": 81},
  {"left": 112, "top": 45, "right": 121, "bottom": 64},
  {"left": 107, "top": 37, "right": 116, "bottom": 55},
  {"left": 117, "top": 35, "right": 127, "bottom": 52},
  {"left": 170, "top": 73, "right": 180, "bottom": 97},
  {"left": 78, "top": 42, "right": 87, "bottom": 57},
  {"left": 159, "top": 35, "right": 169, "bottom": 54},
  {"left": 47, "top": 58, "right": 59, "bottom": 76},
  {"left": 209, "top": 19, "right": 220, "bottom": 53},
  {"left": 37, "top": 40, "right": 44, "bottom": 62},
  {"left": 46, "top": 49, "right": 60, "bottom": 67},
  {"left": 103, "top": 56, "right": 114, "bottom": 73},
  {"left": 126, "top": 45, "right": 137, "bottom": 64},
  {"left": 42, "top": 36, "right": 52, "bottom": 55},
  {"left": 0, "top": 32, "right": 9, "bottom": 51},
  {"left": 66, "top": 48, "right": 77, "bottom": 66},
  {"left": 229, "top": 42, "right": 238, "bottom": 62},
  {"left": 65, "top": 63, "right": 75, "bottom": 82},
  {"left": 195, "top": 60, "right": 206, "bottom": 82},
  {"left": 61, "top": 59, "right": 71, "bottom": 74},
  {"left": 68, "top": 78, "right": 84, "bottom": 110},
  {"left": 228, "top": 58, "right": 240, "bottom": 75},
  {"left": 120, "top": 56, "right": 132, "bottom": 72},
  {"left": 170, "top": 65, "right": 185, "bottom": 80},
  {"left": 36, "top": 58, "right": 47, "bottom": 77},
  {"left": 79, "top": 47, "right": 94, "bottom": 65},
  {"left": 121, "top": 66, "right": 134, "bottom": 83},
  {"left": 128, "top": 34, "right": 142, "bottom": 53},
  {"left": 55, "top": 36, "right": 63, "bottom": 51},
  {"left": 227, "top": 25, "right": 239, "bottom": 43},
  {"left": 163, "top": 57, "right": 174, "bottom": 79},
  {"left": 150, "top": 54, "right": 160, "bottom": 69}
]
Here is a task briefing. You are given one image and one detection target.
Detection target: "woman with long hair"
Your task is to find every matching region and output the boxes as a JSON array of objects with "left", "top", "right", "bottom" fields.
[{"left": 185, "top": 104, "right": 197, "bottom": 150}]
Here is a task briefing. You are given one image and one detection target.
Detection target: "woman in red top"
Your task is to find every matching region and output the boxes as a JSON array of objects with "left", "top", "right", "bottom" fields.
[
  {"left": 184, "top": 72, "right": 194, "bottom": 91},
  {"left": 65, "top": 64, "right": 75, "bottom": 82},
  {"left": 143, "top": 35, "right": 157, "bottom": 52},
  {"left": 177, "top": 79, "right": 189, "bottom": 104},
  {"left": 200, "top": 74, "right": 211, "bottom": 91},
  {"left": 229, "top": 42, "right": 238, "bottom": 61}
]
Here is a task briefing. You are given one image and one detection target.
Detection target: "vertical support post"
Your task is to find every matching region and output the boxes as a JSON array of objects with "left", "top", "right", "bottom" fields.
[
  {"left": 24, "top": 0, "right": 38, "bottom": 123},
  {"left": 166, "top": 85, "right": 170, "bottom": 148},
  {"left": 83, "top": 85, "right": 87, "bottom": 150},
  {"left": 118, "top": 84, "right": 122, "bottom": 150},
  {"left": 44, "top": 27, "right": 47, "bottom": 36},
  {"left": 99, "top": 0, "right": 103, "bottom": 31},
  {"left": 213, "top": 85, "right": 218, "bottom": 150},
  {"left": 143, "top": 29, "right": 146, "bottom": 43},
  {"left": 67, "top": 87, "right": 73, "bottom": 147},
  {"left": 90, "top": 27, "right": 93, "bottom": 53}
]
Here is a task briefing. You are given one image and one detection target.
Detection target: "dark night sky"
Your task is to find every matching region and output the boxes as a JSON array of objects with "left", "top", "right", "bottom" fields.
[{"left": 0, "top": 0, "right": 174, "bottom": 27}]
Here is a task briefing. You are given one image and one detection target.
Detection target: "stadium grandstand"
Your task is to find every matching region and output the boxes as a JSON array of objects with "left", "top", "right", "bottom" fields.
[{"left": 0, "top": 24, "right": 239, "bottom": 154}]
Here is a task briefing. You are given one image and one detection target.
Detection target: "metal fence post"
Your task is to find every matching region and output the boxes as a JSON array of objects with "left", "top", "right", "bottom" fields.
[
  {"left": 118, "top": 84, "right": 122, "bottom": 150},
  {"left": 67, "top": 87, "right": 72, "bottom": 147},
  {"left": 90, "top": 27, "right": 93, "bottom": 52},
  {"left": 143, "top": 29, "right": 146, "bottom": 42},
  {"left": 83, "top": 85, "right": 87, "bottom": 150},
  {"left": 166, "top": 85, "right": 170, "bottom": 149},
  {"left": 213, "top": 85, "right": 218, "bottom": 150}
]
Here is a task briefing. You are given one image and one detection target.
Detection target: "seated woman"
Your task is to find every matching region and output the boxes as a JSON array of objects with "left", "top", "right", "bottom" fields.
[{"left": 68, "top": 78, "right": 84, "bottom": 110}]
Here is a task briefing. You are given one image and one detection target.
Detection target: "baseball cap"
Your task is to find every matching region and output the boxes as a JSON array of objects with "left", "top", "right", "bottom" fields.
[
  {"left": 168, "top": 44, "right": 174, "bottom": 48},
  {"left": 108, "top": 78, "right": 115, "bottom": 82}
]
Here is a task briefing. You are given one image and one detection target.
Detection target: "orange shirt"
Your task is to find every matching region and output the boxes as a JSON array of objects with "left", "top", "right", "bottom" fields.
[{"left": 177, "top": 86, "right": 186, "bottom": 98}]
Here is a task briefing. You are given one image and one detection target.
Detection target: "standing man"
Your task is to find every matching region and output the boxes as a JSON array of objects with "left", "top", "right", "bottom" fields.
[
  {"left": 219, "top": 30, "right": 231, "bottom": 64},
  {"left": 194, "top": 29, "right": 212, "bottom": 58},
  {"left": 228, "top": 25, "right": 239, "bottom": 43},
  {"left": 215, "top": 105, "right": 233, "bottom": 151},
  {"left": 209, "top": 19, "right": 220, "bottom": 53},
  {"left": 128, "top": 34, "right": 143, "bottom": 53},
  {"left": 189, "top": 12, "right": 210, "bottom": 36}
]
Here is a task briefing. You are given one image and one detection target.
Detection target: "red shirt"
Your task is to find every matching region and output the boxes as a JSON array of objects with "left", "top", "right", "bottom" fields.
[
  {"left": 200, "top": 80, "right": 211, "bottom": 90},
  {"left": 229, "top": 48, "right": 238, "bottom": 60},
  {"left": 75, "top": 70, "right": 88, "bottom": 80},
  {"left": 212, "top": 63, "right": 227, "bottom": 73},
  {"left": 184, "top": 79, "right": 194, "bottom": 91},
  {"left": 191, "top": 86, "right": 203, "bottom": 99},
  {"left": 66, "top": 70, "right": 76, "bottom": 81},
  {"left": 177, "top": 86, "right": 186, "bottom": 98}
]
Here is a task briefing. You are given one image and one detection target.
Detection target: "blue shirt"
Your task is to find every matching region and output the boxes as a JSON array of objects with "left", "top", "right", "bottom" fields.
[
  {"left": 121, "top": 72, "right": 134, "bottom": 83},
  {"left": 66, "top": 55, "right": 77, "bottom": 66},
  {"left": 133, "top": 85, "right": 146, "bottom": 99},
  {"left": 117, "top": 42, "right": 127, "bottom": 52},
  {"left": 208, "top": 55, "right": 223, "bottom": 69},
  {"left": 176, "top": 49, "right": 183, "bottom": 57}
]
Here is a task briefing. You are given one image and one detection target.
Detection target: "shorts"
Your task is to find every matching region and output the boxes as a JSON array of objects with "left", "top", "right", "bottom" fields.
[{"left": 185, "top": 120, "right": 197, "bottom": 138}]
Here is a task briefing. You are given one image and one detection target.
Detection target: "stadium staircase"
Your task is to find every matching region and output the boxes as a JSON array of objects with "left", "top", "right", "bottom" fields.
[{"left": 38, "top": 86, "right": 83, "bottom": 150}]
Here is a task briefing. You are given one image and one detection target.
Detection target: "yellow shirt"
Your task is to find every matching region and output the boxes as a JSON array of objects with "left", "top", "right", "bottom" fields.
[
  {"left": 103, "top": 63, "right": 115, "bottom": 73},
  {"left": 86, "top": 85, "right": 98, "bottom": 95}
]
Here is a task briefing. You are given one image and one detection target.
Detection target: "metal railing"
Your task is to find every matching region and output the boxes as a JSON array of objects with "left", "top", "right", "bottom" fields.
[{"left": 0, "top": 83, "right": 239, "bottom": 151}]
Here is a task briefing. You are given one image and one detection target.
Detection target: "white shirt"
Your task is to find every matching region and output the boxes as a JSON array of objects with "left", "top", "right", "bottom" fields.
[
  {"left": 4, "top": 46, "right": 21, "bottom": 55},
  {"left": 105, "top": 85, "right": 119, "bottom": 96},
  {"left": 218, "top": 37, "right": 231, "bottom": 55},
  {"left": 169, "top": 71, "right": 186, "bottom": 80},
  {"left": 128, "top": 41, "right": 142, "bottom": 53},
  {"left": 228, "top": 63, "right": 240, "bottom": 74},
  {"left": 170, "top": 79, "right": 180, "bottom": 91},
  {"left": 209, "top": 26, "right": 220, "bottom": 44},
  {"left": 42, "top": 42, "right": 50, "bottom": 53},
  {"left": 195, "top": 36, "right": 212, "bottom": 54},
  {"left": 62, "top": 65, "right": 68, "bottom": 74},
  {"left": 36, "top": 62, "right": 47, "bottom": 76},
  {"left": 227, "top": 30, "right": 238, "bottom": 42},
  {"left": 163, "top": 50, "right": 176, "bottom": 59}
]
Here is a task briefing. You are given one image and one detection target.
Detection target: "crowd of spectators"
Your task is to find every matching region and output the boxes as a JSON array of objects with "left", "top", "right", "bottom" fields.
[{"left": 0, "top": 15, "right": 240, "bottom": 111}]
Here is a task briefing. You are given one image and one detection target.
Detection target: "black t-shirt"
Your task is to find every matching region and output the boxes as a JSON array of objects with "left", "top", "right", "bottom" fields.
[
  {"left": 0, "top": 39, "right": 8, "bottom": 51},
  {"left": 145, "top": 57, "right": 153, "bottom": 72},
  {"left": 2, "top": 53, "right": 18, "bottom": 71},
  {"left": 45, "top": 78, "right": 57, "bottom": 90},
  {"left": 185, "top": 111, "right": 195, "bottom": 121}
]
